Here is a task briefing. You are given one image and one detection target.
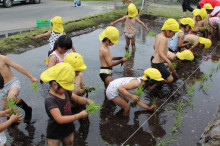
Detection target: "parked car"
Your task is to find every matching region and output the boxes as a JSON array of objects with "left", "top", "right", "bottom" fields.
[{"left": 0, "top": 0, "right": 40, "bottom": 8}]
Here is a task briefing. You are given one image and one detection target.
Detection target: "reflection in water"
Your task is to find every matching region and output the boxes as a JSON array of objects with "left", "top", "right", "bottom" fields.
[
  {"left": 99, "top": 95, "right": 167, "bottom": 145},
  {"left": 123, "top": 52, "right": 135, "bottom": 77},
  {"left": 7, "top": 124, "right": 36, "bottom": 145}
]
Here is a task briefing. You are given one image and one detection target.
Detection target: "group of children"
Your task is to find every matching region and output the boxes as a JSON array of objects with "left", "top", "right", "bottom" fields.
[{"left": 0, "top": 2, "right": 218, "bottom": 145}]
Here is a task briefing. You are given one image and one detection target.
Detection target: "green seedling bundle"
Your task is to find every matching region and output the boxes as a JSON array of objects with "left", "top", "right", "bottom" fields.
[
  {"left": 84, "top": 86, "right": 96, "bottom": 93},
  {"left": 7, "top": 98, "right": 19, "bottom": 116},
  {"left": 172, "top": 61, "right": 177, "bottom": 69},
  {"left": 124, "top": 50, "right": 132, "bottom": 58},
  {"left": 152, "top": 96, "right": 157, "bottom": 106},
  {"left": 190, "top": 39, "right": 195, "bottom": 45},
  {"left": 30, "top": 82, "right": 38, "bottom": 92},
  {"left": 200, "top": 26, "right": 209, "bottom": 32},
  {"left": 136, "top": 84, "right": 144, "bottom": 97},
  {"left": 148, "top": 31, "right": 156, "bottom": 36},
  {"left": 86, "top": 101, "right": 102, "bottom": 117}
]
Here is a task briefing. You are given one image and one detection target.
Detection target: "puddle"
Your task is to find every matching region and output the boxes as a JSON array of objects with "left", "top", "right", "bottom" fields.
[{"left": 3, "top": 21, "right": 220, "bottom": 145}]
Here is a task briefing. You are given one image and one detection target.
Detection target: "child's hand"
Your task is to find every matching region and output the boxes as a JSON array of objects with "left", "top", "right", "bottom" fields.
[
  {"left": 150, "top": 105, "right": 157, "bottom": 111},
  {"left": 9, "top": 114, "right": 23, "bottom": 123},
  {"left": 30, "top": 77, "right": 38, "bottom": 83},
  {"left": 79, "top": 89, "right": 86, "bottom": 96},
  {"left": 2, "top": 108, "right": 12, "bottom": 117},
  {"left": 122, "top": 57, "right": 128, "bottom": 62},
  {"left": 110, "top": 23, "right": 114, "bottom": 26},
  {"left": 80, "top": 110, "right": 88, "bottom": 118},
  {"left": 86, "top": 99, "right": 93, "bottom": 105},
  {"left": 131, "top": 95, "right": 140, "bottom": 102}
]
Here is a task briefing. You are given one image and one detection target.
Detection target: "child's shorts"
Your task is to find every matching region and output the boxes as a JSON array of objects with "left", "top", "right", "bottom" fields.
[
  {"left": 99, "top": 67, "right": 113, "bottom": 82},
  {"left": 0, "top": 77, "right": 21, "bottom": 98},
  {"left": 124, "top": 32, "right": 136, "bottom": 39}
]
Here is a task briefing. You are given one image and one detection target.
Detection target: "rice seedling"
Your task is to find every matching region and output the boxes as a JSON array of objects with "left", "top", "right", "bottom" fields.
[
  {"left": 136, "top": 84, "right": 144, "bottom": 97},
  {"left": 148, "top": 31, "right": 156, "bottom": 36},
  {"left": 152, "top": 97, "right": 157, "bottom": 106},
  {"left": 200, "top": 81, "right": 204, "bottom": 88},
  {"left": 86, "top": 101, "right": 102, "bottom": 117},
  {"left": 30, "top": 82, "right": 38, "bottom": 92},
  {"left": 124, "top": 50, "right": 132, "bottom": 58},
  {"left": 201, "top": 73, "right": 209, "bottom": 81},
  {"left": 172, "top": 100, "right": 183, "bottom": 133},
  {"left": 200, "top": 26, "right": 209, "bottom": 32},
  {"left": 209, "top": 71, "right": 213, "bottom": 77},
  {"left": 203, "top": 83, "right": 211, "bottom": 90},
  {"left": 84, "top": 86, "right": 96, "bottom": 97},
  {"left": 7, "top": 98, "right": 19, "bottom": 116},
  {"left": 186, "top": 84, "right": 195, "bottom": 97},
  {"left": 190, "top": 39, "right": 195, "bottom": 45},
  {"left": 6, "top": 137, "right": 14, "bottom": 142},
  {"left": 172, "top": 61, "right": 177, "bottom": 69}
]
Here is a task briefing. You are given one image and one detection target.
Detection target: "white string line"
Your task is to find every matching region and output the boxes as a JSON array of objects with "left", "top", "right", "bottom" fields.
[{"left": 121, "top": 45, "right": 218, "bottom": 146}]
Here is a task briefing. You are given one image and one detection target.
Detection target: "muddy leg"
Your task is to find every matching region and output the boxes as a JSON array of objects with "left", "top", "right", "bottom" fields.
[
  {"left": 62, "top": 132, "right": 74, "bottom": 146},
  {"left": 125, "top": 37, "right": 130, "bottom": 51},
  {"left": 111, "top": 96, "right": 130, "bottom": 116},
  {"left": 47, "top": 138, "right": 61, "bottom": 146},
  {"left": 131, "top": 36, "right": 136, "bottom": 51},
  {"left": 104, "top": 76, "right": 113, "bottom": 89}
]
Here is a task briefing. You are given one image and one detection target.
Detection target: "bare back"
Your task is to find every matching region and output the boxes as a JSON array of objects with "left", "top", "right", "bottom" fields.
[
  {"left": 0, "top": 55, "right": 14, "bottom": 84},
  {"left": 72, "top": 73, "right": 84, "bottom": 95},
  {"left": 99, "top": 43, "right": 112, "bottom": 67},
  {"left": 152, "top": 33, "right": 168, "bottom": 63}
]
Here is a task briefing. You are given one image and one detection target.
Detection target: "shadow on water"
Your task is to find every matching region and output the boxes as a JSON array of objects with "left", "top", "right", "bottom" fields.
[{"left": 3, "top": 20, "right": 220, "bottom": 145}]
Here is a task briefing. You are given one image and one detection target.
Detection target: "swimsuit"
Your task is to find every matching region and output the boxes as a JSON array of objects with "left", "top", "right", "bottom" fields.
[
  {"left": 0, "top": 77, "right": 21, "bottom": 98},
  {"left": 99, "top": 67, "right": 113, "bottom": 82},
  {"left": 151, "top": 56, "right": 170, "bottom": 79}
]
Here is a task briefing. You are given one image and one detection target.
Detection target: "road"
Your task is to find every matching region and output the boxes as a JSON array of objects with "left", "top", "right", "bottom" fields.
[{"left": 0, "top": 0, "right": 114, "bottom": 32}]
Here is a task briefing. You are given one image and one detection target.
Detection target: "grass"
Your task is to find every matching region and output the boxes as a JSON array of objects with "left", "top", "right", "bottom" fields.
[
  {"left": 0, "top": 2, "right": 189, "bottom": 53},
  {"left": 7, "top": 98, "right": 19, "bottom": 116},
  {"left": 86, "top": 101, "right": 102, "bottom": 117}
]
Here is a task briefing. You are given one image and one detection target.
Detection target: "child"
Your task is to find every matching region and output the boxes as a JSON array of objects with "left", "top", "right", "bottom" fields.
[
  {"left": 0, "top": 55, "right": 38, "bottom": 123},
  {"left": 183, "top": 34, "right": 212, "bottom": 50},
  {"left": 110, "top": 3, "right": 149, "bottom": 51},
  {"left": 191, "top": 8, "right": 208, "bottom": 36},
  {"left": 182, "top": 0, "right": 194, "bottom": 17},
  {"left": 151, "top": 18, "right": 179, "bottom": 84},
  {"left": 169, "top": 17, "right": 195, "bottom": 52},
  {"left": 47, "top": 35, "right": 72, "bottom": 68},
  {"left": 99, "top": 26, "right": 128, "bottom": 89},
  {"left": 40, "top": 63, "right": 91, "bottom": 146},
  {"left": 106, "top": 68, "right": 162, "bottom": 116},
  {"left": 209, "top": 16, "right": 220, "bottom": 36},
  {"left": 35, "top": 16, "right": 76, "bottom": 56},
  {"left": 168, "top": 50, "right": 195, "bottom": 62},
  {"left": 64, "top": 52, "right": 91, "bottom": 113}
]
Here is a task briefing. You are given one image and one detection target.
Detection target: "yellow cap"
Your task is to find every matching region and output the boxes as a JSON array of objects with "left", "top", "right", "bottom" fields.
[
  {"left": 44, "top": 58, "right": 49, "bottom": 65},
  {"left": 128, "top": 3, "right": 138, "bottom": 18},
  {"left": 203, "top": 3, "right": 213, "bottom": 10},
  {"left": 180, "top": 17, "right": 195, "bottom": 29},
  {"left": 51, "top": 16, "right": 64, "bottom": 33},
  {"left": 40, "top": 63, "right": 75, "bottom": 90},
  {"left": 64, "top": 52, "right": 87, "bottom": 71},
  {"left": 177, "top": 50, "right": 194, "bottom": 61},
  {"left": 193, "top": 9, "right": 207, "bottom": 20},
  {"left": 161, "top": 18, "right": 179, "bottom": 32},
  {"left": 199, "top": 37, "right": 212, "bottom": 49},
  {"left": 99, "top": 26, "right": 119, "bottom": 44},
  {"left": 142, "top": 68, "right": 164, "bottom": 81}
]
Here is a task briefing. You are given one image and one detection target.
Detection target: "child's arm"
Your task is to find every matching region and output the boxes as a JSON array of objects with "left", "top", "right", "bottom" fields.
[
  {"left": 110, "top": 16, "right": 126, "bottom": 26},
  {"left": 118, "top": 79, "right": 140, "bottom": 102},
  {"left": 70, "top": 93, "right": 92, "bottom": 105},
  {"left": 189, "top": 40, "right": 199, "bottom": 51},
  {"left": 158, "top": 38, "right": 178, "bottom": 78},
  {"left": 135, "top": 17, "right": 150, "bottom": 32},
  {"left": 4, "top": 56, "right": 38, "bottom": 82},
  {"left": 178, "top": 33, "right": 190, "bottom": 48},
  {"left": 78, "top": 73, "right": 85, "bottom": 96},
  {"left": 47, "top": 55, "right": 57, "bottom": 68},
  {"left": 104, "top": 51, "right": 127, "bottom": 67},
  {"left": 35, "top": 30, "right": 51, "bottom": 40},
  {"left": 72, "top": 46, "right": 76, "bottom": 52},
  {"left": 50, "top": 108, "right": 88, "bottom": 124}
]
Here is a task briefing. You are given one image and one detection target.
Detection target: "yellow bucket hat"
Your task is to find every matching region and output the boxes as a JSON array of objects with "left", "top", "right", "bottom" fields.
[
  {"left": 199, "top": 37, "right": 212, "bottom": 49},
  {"left": 177, "top": 50, "right": 194, "bottom": 61},
  {"left": 51, "top": 16, "right": 64, "bottom": 33},
  {"left": 193, "top": 9, "right": 207, "bottom": 20},
  {"left": 128, "top": 3, "right": 138, "bottom": 18},
  {"left": 99, "top": 26, "right": 119, "bottom": 44},
  {"left": 161, "top": 18, "right": 179, "bottom": 32},
  {"left": 180, "top": 17, "right": 195, "bottom": 29},
  {"left": 64, "top": 52, "right": 87, "bottom": 71},
  {"left": 40, "top": 63, "right": 75, "bottom": 90},
  {"left": 142, "top": 68, "right": 164, "bottom": 81},
  {"left": 193, "top": 9, "right": 201, "bottom": 17},
  {"left": 203, "top": 3, "right": 213, "bottom": 10}
]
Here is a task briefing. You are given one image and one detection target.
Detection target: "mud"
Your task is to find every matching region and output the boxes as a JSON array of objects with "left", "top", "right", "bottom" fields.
[{"left": 2, "top": 19, "right": 220, "bottom": 146}]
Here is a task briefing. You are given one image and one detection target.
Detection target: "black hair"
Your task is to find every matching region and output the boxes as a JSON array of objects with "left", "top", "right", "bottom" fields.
[
  {"left": 102, "top": 37, "right": 111, "bottom": 43},
  {"left": 180, "top": 24, "right": 188, "bottom": 29},
  {"left": 143, "top": 78, "right": 160, "bottom": 91},
  {"left": 0, "top": 73, "right": 4, "bottom": 89},
  {"left": 49, "top": 80, "right": 62, "bottom": 90},
  {"left": 53, "top": 35, "right": 72, "bottom": 51}
]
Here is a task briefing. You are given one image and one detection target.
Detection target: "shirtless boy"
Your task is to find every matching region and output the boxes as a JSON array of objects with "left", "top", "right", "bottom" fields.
[
  {"left": 99, "top": 26, "right": 128, "bottom": 88},
  {"left": 0, "top": 55, "right": 38, "bottom": 123},
  {"left": 151, "top": 18, "right": 179, "bottom": 83}
]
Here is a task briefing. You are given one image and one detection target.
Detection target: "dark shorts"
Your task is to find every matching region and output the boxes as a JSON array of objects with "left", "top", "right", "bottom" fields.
[
  {"left": 151, "top": 56, "right": 171, "bottom": 79},
  {"left": 99, "top": 67, "right": 113, "bottom": 82}
]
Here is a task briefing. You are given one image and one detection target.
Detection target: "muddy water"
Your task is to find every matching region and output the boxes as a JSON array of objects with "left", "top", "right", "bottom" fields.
[{"left": 3, "top": 21, "right": 220, "bottom": 146}]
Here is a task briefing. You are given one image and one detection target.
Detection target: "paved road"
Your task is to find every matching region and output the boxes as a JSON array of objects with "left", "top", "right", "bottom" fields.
[{"left": 0, "top": 0, "right": 114, "bottom": 32}]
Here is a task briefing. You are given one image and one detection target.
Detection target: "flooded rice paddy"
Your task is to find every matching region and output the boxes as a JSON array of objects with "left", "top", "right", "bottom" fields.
[{"left": 2, "top": 20, "right": 220, "bottom": 146}]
